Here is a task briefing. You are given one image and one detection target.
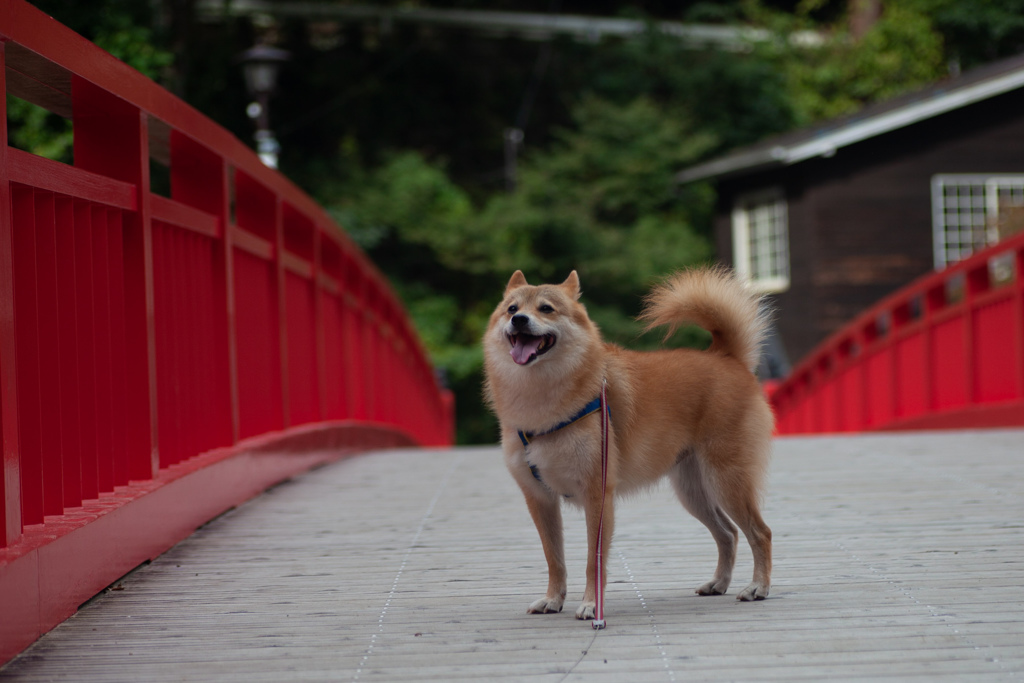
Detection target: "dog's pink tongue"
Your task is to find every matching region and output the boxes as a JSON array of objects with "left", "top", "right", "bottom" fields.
[{"left": 510, "top": 336, "right": 542, "bottom": 365}]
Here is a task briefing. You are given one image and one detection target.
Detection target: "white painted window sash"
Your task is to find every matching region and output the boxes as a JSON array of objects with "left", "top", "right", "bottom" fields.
[
  {"left": 932, "top": 174, "right": 1024, "bottom": 269},
  {"left": 732, "top": 187, "right": 789, "bottom": 294}
]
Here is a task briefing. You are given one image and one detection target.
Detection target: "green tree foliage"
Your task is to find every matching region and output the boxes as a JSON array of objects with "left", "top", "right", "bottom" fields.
[
  {"left": 475, "top": 96, "right": 715, "bottom": 298},
  {"left": 751, "top": 1, "right": 947, "bottom": 123},
  {"left": 905, "top": 0, "right": 1024, "bottom": 67},
  {"left": 6, "top": 96, "right": 73, "bottom": 162},
  {"left": 28, "top": 0, "right": 173, "bottom": 78},
  {"left": 576, "top": 30, "right": 797, "bottom": 154}
]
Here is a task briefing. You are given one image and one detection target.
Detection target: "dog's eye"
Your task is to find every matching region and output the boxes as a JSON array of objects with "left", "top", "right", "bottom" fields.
[
  {"left": 508, "top": 304, "right": 518, "bottom": 314},
  {"left": 538, "top": 304, "right": 554, "bottom": 314}
]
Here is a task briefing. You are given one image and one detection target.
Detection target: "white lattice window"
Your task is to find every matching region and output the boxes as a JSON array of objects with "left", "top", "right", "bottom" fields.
[
  {"left": 931, "top": 174, "right": 1024, "bottom": 269},
  {"left": 732, "top": 188, "right": 790, "bottom": 293}
]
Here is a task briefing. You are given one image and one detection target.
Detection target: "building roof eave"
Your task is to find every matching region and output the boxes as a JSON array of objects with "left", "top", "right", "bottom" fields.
[
  {"left": 676, "top": 57, "right": 1024, "bottom": 185},
  {"left": 674, "top": 146, "right": 787, "bottom": 184}
]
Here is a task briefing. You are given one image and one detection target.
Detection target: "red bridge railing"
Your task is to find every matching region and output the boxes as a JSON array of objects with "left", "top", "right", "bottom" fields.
[
  {"left": 0, "top": 0, "right": 452, "bottom": 663},
  {"left": 770, "top": 230, "right": 1024, "bottom": 434}
]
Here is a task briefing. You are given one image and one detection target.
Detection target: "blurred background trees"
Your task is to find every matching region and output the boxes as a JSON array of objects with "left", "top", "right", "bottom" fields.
[{"left": 14, "top": 0, "right": 1024, "bottom": 442}]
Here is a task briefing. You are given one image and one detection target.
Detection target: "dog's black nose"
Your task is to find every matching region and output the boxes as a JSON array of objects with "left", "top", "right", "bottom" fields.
[{"left": 511, "top": 314, "right": 530, "bottom": 329}]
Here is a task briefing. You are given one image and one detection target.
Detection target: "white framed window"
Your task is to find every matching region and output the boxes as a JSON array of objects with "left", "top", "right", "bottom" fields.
[
  {"left": 732, "top": 187, "right": 790, "bottom": 293},
  {"left": 931, "top": 174, "right": 1024, "bottom": 269}
]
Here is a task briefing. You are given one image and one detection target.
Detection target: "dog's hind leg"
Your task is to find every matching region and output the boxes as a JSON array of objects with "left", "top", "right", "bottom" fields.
[
  {"left": 522, "top": 487, "right": 568, "bottom": 614},
  {"left": 670, "top": 452, "right": 739, "bottom": 596},
  {"left": 700, "top": 438, "right": 773, "bottom": 602},
  {"left": 716, "top": 486, "right": 772, "bottom": 601}
]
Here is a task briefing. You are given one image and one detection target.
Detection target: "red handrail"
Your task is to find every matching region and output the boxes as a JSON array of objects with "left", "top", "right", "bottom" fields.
[
  {"left": 770, "top": 229, "right": 1024, "bottom": 434},
  {"left": 0, "top": 0, "right": 452, "bottom": 663}
]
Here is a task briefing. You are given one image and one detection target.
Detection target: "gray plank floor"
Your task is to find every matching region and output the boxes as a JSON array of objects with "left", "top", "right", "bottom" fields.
[{"left": 2, "top": 430, "right": 1023, "bottom": 682}]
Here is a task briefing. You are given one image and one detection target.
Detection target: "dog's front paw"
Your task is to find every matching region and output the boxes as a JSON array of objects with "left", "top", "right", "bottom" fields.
[
  {"left": 696, "top": 576, "right": 731, "bottom": 596},
  {"left": 736, "top": 582, "right": 769, "bottom": 601},
  {"left": 574, "top": 601, "right": 596, "bottom": 620},
  {"left": 527, "top": 596, "right": 564, "bottom": 614}
]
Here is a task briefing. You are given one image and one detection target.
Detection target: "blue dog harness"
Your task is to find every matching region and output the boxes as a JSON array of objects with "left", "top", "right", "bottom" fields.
[
  {"left": 518, "top": 395, "right": 611, "bottom": 486},
  {"left": 517, "top": 395, "right": 604, "bottom": 448}
]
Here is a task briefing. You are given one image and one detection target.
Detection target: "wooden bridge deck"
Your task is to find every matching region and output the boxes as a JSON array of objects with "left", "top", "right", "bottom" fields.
[{"left": 2, "top": 430, "right": 1023, "bottom": 682}]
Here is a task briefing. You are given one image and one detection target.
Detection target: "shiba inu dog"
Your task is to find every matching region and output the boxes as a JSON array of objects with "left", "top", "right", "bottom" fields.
[{"left": 483, "top": 267, "right": 773, "bottom": 620}]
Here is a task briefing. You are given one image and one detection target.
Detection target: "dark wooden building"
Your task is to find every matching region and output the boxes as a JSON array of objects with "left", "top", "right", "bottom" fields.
[{"left": 677, "top": 53, "right": 1024, "bottom": 368}]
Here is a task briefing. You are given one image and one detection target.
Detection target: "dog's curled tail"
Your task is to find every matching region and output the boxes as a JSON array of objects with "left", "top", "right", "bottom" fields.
[{"left": 638, "top": 267, "right": 769, "bottom": 373}]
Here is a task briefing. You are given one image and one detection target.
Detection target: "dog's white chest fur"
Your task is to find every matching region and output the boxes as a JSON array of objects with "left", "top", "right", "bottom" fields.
[{"left": 509, "top": 428, "right": 597, "bottom": 501}]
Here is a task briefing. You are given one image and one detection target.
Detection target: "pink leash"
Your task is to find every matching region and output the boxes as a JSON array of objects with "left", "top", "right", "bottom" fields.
[{"left": 592, "top": 378, "right": 609, "bottom": 629}]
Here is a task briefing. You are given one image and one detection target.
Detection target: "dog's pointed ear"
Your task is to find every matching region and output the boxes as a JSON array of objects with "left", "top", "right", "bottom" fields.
[
  {"left": 505, "top": 270, "right": 528, "bottom": 295},
  {"left": 561, "top": 270, "right": 581, "bottom": 300}
]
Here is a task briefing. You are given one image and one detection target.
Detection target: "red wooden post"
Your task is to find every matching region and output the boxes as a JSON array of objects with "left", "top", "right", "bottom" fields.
[
  {"left": 234, "top": 171, "right": 283, "bottom": 437},
  {"left": 359, "top": 303, "right": 371, "bottom": 422},
  {"left": 151, "top": 220, "right": 174, "bottom": 468},
  {"left": 281, "top": 208, "right": 319, "bottom": 427},
  {"left": 919, "top": 289, "right": 933, "bottom": 417},
  {"left": 366, "top": 308, "right": 379, "bottom": 422},
  {"left": 223, "top": 174, "right": 241, "bottom": 443},
  {"left": 886, "top": 308, "right": 899, "bottom": 424},
  {"left": 343, "top": 262, "right": 364, "bottom": 421},
  {"left": 73, "top": 202, "right": 99, "bottom": 499},
  {"left": 377, "top": 315, "right": 390, "bottom": 426},
  {"left": 925, "top": 283, "right": 946, "bottom": 416},
  {"left": 73, "top": 78, "right": 159, "bottom": 481},
  {"left": 353, "top": 267, "right": 367, "bottom": 421},
  {"left": 965, "top": 263, "right": 989, "bottom": 407},
  {"left": 275, "top": 197, "right": 290, "bottom": 429},
  {"left": 318, "top": 243, "right": 343, "bottom": 421},
  {"left": 169, "top": 130, "right": 238, "bottom": 445},
  {"left": 34, "top": 192, "right": 64, "bottom": 514},
  {"left": 314, "top": 226, "right": 327, "bottom": 423},
  {"left": 105, "top": 209, "right": 131, "bottom": 486},
  {"left": 54, "top": 197, "right": 82, "bottom": 507},
  {"left": 11, "top": 187, "right": 42, "bottom": 526},
  {"left": 0, "top": 45, "right": 21, "bottom": 547}
]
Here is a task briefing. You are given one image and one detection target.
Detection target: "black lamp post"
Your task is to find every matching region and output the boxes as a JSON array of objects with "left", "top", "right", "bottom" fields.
[{"left": 237, "top": 44, "right": 290, "bottom": 168}]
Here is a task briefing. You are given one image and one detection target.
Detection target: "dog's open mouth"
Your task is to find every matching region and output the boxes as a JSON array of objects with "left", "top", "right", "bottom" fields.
[{"left": 508, "top": 332, "right": 556, "bottom": 365}]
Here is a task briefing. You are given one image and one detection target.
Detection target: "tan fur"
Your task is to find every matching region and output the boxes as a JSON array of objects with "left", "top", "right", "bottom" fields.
[{"left": 483, "top": 268, "right": 773, "bottom": 619}]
